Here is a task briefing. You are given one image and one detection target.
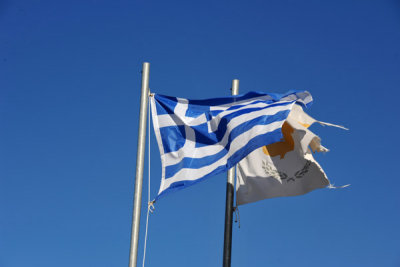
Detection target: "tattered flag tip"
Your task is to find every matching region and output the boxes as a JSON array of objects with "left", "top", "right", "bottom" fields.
[
  {"left": 327, "top": 184, "right": 351, "bottom": 189},
  {"left": 317, "top": 121, "right": 349, "bottom": 131}
]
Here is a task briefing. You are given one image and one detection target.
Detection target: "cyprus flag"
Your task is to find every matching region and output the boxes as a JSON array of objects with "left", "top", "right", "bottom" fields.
[{"left": 236, "top": 104, "right": 347, "bottom": 205}]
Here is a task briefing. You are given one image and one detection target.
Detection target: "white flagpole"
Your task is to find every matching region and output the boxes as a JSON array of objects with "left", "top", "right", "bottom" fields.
[
  {"left": 129, "top": 62, "right": 150, "bottom": 267},
  {"left": 223, "top": 79, "right": 239, "bottom": 267}
]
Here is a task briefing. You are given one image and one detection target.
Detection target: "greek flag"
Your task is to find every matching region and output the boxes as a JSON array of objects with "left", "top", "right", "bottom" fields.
[{"left": 150, "top": 91, "right": 313, "bottom": 199}]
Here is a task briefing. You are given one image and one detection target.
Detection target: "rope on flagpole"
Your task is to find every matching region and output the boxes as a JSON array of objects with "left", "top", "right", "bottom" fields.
[
  {"left": 233, "top": 165, "right": 241, "bottom": 229},
  {"left": 142, "top": 94, "right": 153, "bottom": 267}
]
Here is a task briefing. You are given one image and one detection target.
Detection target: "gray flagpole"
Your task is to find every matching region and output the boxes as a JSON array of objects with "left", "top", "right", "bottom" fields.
[
  {"left": 223, "top": 79, "right": 239, "bottom": 267},
  {"left": 129, "top": 62, "right": 150, "bottom": 267}
]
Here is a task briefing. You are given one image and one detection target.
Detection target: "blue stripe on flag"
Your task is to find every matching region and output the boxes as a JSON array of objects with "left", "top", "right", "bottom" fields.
[
  {"left": 185, "top": 104, "right": 210, "bottom": 118},
  {"left": 154, "top": 95, "right": 178, "bottom": 115},
  {"left": 155, "top": 90, "right": 310, "bottom": 107},
  {"left": 164, "top": 109, "right": 289, "bottom": 178},
  {"left": 158, "top": 101, "right": 293, "bottom": 152},
  {"left": 192, "top": 123, "right": 216, "bottom": 148},
  {"left": 156, "top": 127, "right": 283, "bottom": 200},
  {"left": 159, "top": 125, "right": 186, "bottom": 153},
  {"left": 204, "top": 102, "right": 292, "bottom": 143}
]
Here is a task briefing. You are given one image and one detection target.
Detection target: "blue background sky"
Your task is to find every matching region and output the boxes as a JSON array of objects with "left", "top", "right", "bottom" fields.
[{"left": 1, "top": 0, "right": 400, "bottom": 266}]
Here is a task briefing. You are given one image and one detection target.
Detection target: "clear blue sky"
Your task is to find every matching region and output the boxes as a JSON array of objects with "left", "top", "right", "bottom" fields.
[{"left": 1, "top": 1, "right": 399, "bottom": 266}]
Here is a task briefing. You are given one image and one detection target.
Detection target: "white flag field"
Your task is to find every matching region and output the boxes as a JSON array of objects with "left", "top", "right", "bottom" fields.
[
  {"left": 150, "top": 90, "right": 348, "bottom": 203},
  {"left": 236, "top": 104, "right": 348, "bottom": 205}
]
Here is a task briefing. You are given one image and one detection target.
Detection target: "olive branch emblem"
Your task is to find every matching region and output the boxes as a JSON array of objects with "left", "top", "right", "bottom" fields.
[
  {"left": 294, "top": 160, "right": 311, "bottom": 178},
  {"left": 262, "top": 161, "right": 288, "bottom": 180},
  {"left": 262, "top": 160, "right": 312, "bottom": 183}
]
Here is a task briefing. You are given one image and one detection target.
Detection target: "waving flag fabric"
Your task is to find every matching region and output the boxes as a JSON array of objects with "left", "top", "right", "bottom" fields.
[
  {"left": 236, "top": 104, "right": 348, "bottom": 205},
  {"left": 150, "top": 91, "right": 313, "bottom": 199}
]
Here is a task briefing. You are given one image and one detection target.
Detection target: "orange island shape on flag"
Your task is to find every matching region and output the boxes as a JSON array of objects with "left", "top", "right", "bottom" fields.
[{"left": 262, "top": 121, "right": 295, "bottom": 159}]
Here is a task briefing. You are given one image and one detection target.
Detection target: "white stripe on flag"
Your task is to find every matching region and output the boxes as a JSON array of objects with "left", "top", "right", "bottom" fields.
[
  {"left": 163, "top": 102, "right": 294, "bottom": 166},
  {"left": 160, "top": 120, "right": 285, "bottom": 193}
]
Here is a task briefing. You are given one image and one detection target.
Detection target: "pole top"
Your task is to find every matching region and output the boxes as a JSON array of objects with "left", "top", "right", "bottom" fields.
[{"left": 231, "top": 79, "right": 239, "bottom": 96}]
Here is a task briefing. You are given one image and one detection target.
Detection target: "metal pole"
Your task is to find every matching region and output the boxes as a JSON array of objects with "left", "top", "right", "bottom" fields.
[
  {"left": 129, "top": 62, "right": 150, "bottom": 267},
  {"left": 223, "top": 79, "right": 239, "bottom": 267}
]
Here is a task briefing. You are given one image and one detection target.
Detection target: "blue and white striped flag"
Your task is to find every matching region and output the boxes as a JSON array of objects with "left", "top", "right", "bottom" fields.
[{"left": 150, "top": 91, "right": 313, "bottom": 199}]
